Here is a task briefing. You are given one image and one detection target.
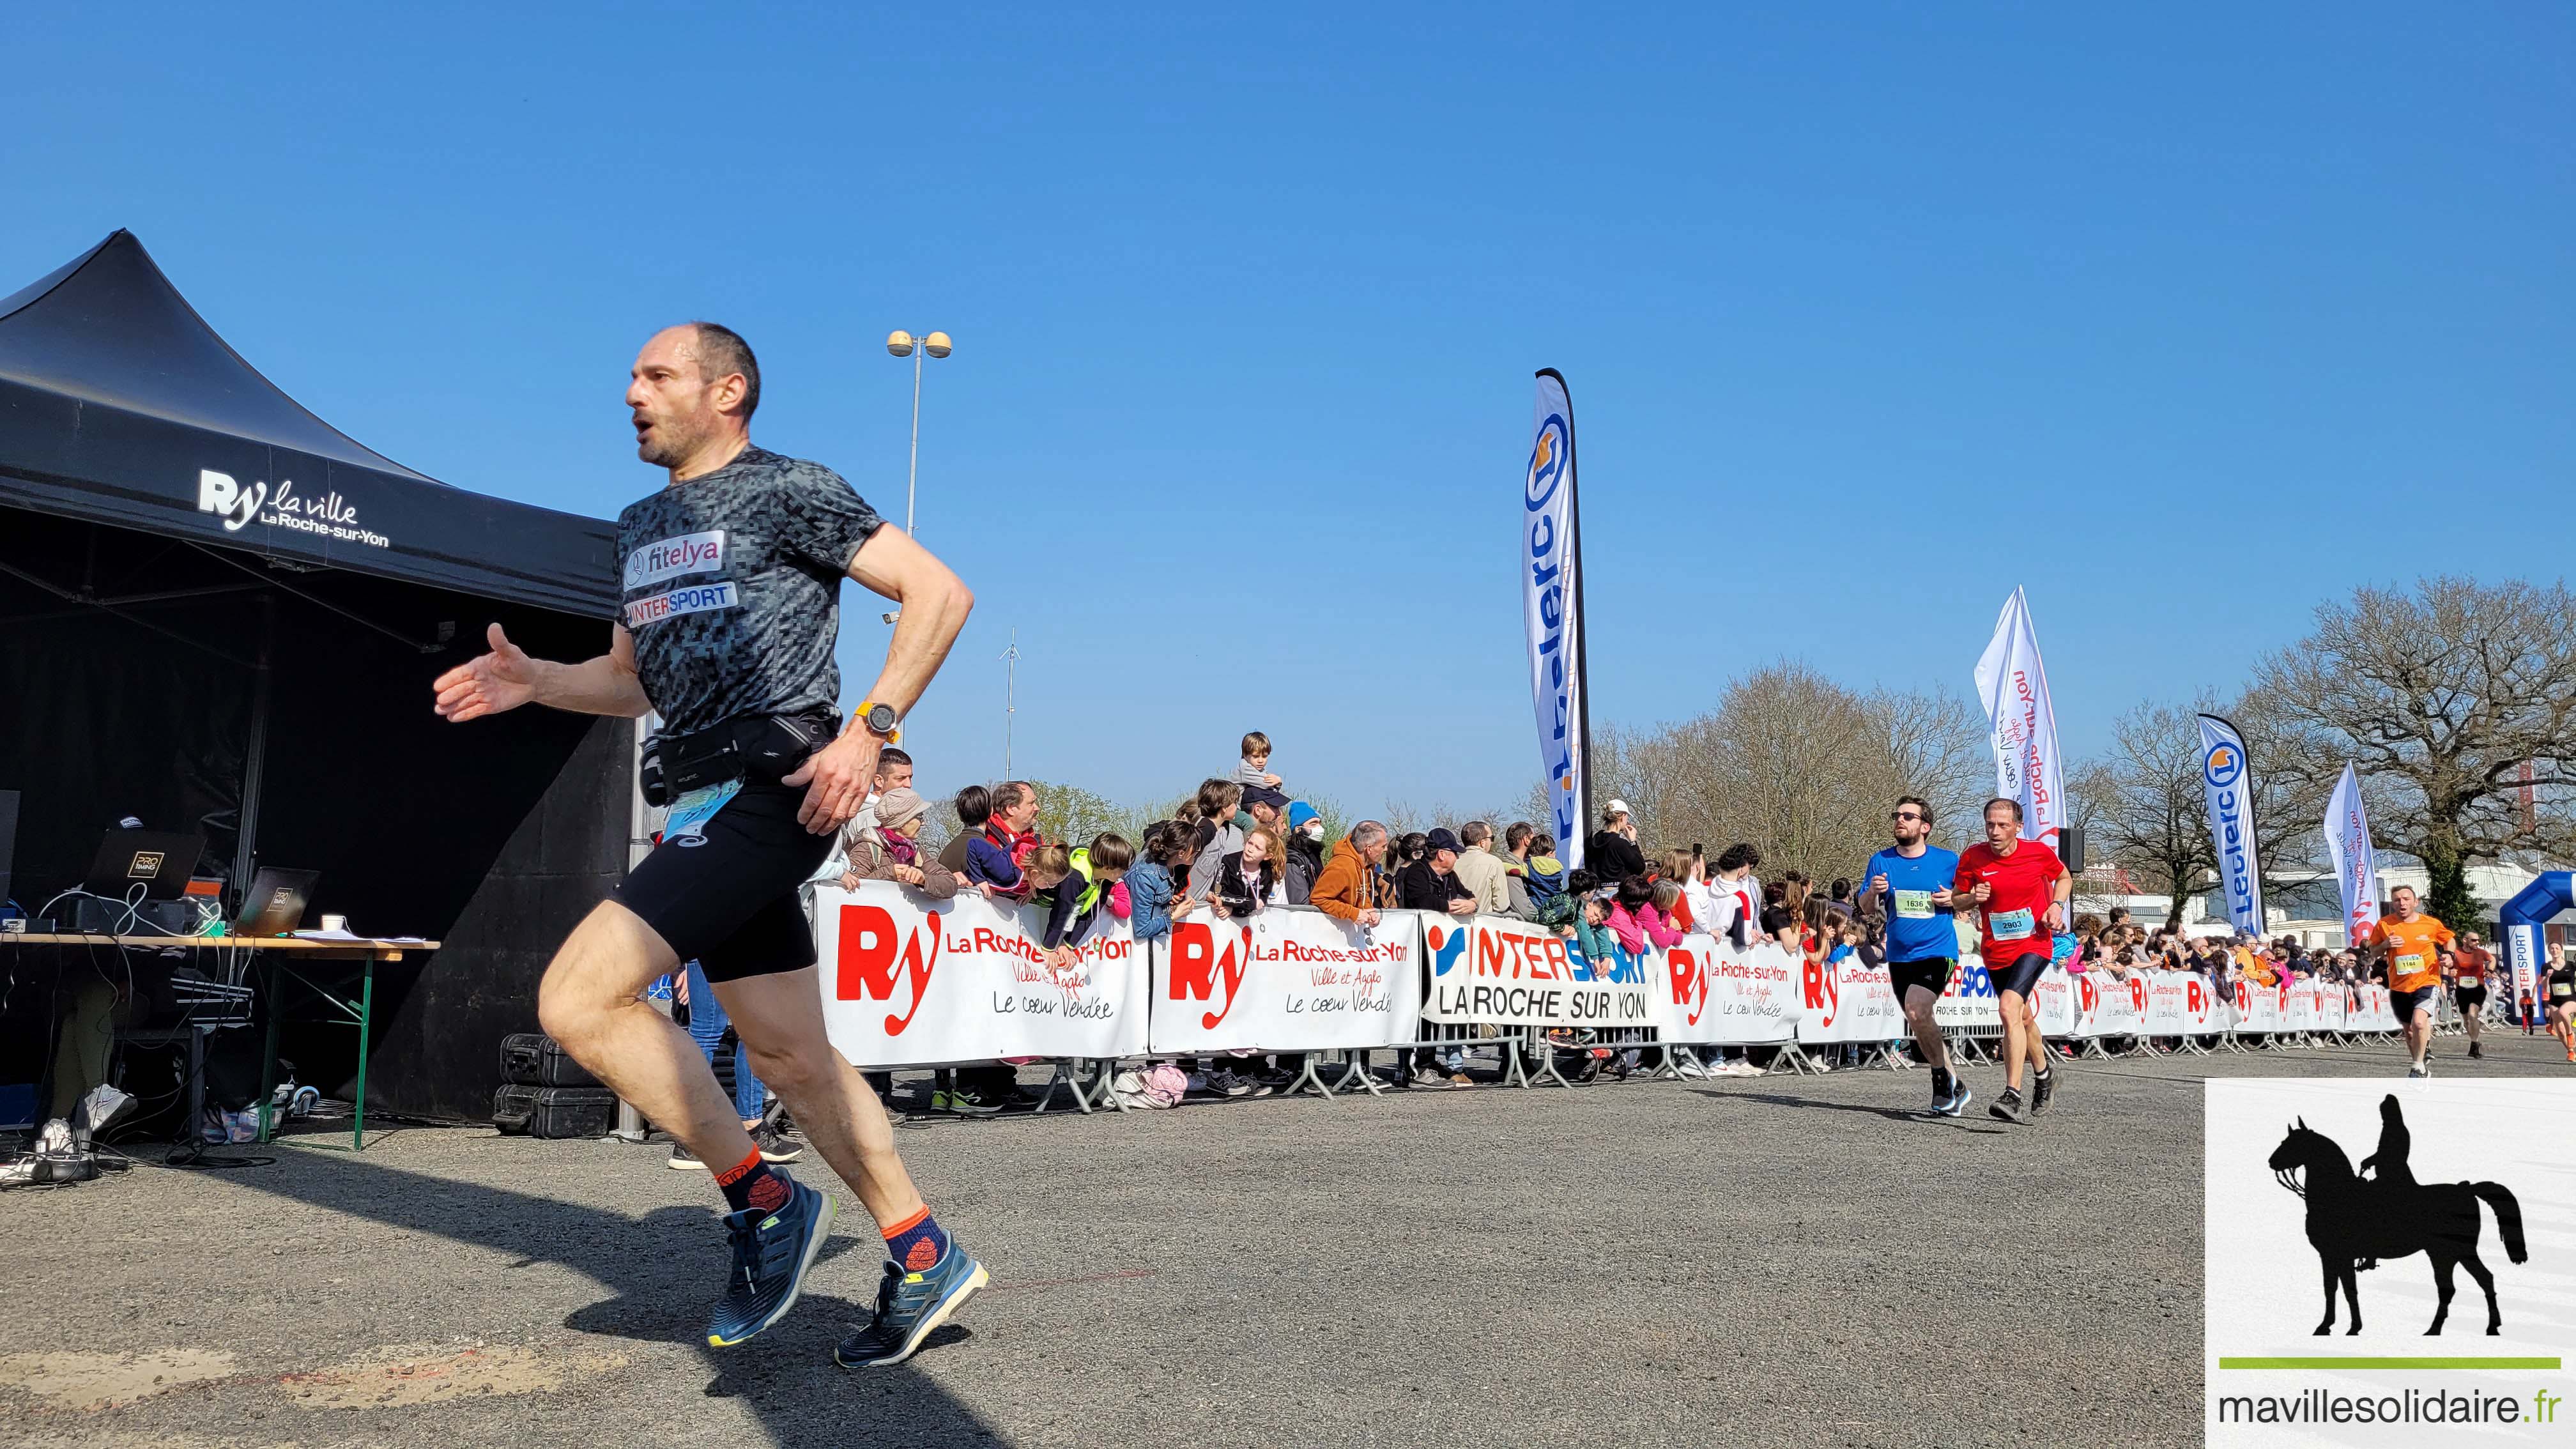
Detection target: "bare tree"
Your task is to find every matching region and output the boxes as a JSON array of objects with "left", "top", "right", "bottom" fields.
[{"left": 2253, "top": 576, "right": 2576, "bottom": 926}]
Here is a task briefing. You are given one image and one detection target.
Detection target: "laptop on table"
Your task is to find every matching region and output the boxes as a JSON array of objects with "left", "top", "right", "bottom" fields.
[{"left": 231, "top": 868, "right": 321, "bottom": 939}]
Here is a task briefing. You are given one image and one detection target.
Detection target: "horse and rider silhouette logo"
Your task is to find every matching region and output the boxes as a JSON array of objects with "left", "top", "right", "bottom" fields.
[{"left": 2267, "top": 1095, "right": 2528, "bottom": 1337}]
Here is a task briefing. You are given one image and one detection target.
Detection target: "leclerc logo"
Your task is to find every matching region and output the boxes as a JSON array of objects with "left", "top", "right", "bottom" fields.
[
  {"left": 2205, "top": 742, "right": 2242, "bottom": 789},
  {"left": 1425, "top": 924, "right": 1469, "bottom": 977},
  {"left": 1525, "top": 412, "right": 1578, "bottom": 848},
  {"left": 1168, "top": 919, "right": 1251, "bottom": 1029},
  {"left": 835, "top": 903, "right": 939, "bottom": 1036}
]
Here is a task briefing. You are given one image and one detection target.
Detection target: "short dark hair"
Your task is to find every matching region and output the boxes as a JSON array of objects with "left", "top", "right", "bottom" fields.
[
  {"left": 1087, "top": 832, "right": 1135, "bottom": 873},
  {"left": 1505, "top": 822, "right": 1536, "bottom": 853},
  {"left": 1984, "top": 796, "right": 2024, "bottom": 822},
  {"left": 1460, "top": 820, "right": 1492, "bottom": 848},
  {"left": 1896, "top": 794, "right": 1932, "bottom": 825},
  {"left": 953, "top": 784, "right": 992, "bottom": 828},
  {"left": 995, "top": 780, "right": 1036, "bottom": 814},
  {"left": 876, "top": 746, "right": 912, "bottom": 773},
  {"left": 688, "top": 321, "right": 760, "bottom": 418},
  {"left": 1715, "top": 843, "right": 1759, "bottom": 873}
]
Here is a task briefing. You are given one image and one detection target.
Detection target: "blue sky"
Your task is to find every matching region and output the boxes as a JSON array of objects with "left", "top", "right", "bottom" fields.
[{"left": 10, "top": 5, "right": 2570, "bottom": 816}]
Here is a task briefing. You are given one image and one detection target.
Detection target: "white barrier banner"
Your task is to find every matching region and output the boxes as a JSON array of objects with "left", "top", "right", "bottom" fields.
[
  {"left": 2230, "top": 977, "right": 2278, "bottom": 1034},
  {"left": 1424, "top": 915, "right": 1655, "bottom": 1029},
  {"left": 1656, "top": 934, "right": 1717, "bottom": 1042},
  {"left": 815, "top": 882, "right": 1144, "bottom": 1067},
  {"left": 2143, "top": 970, "right": 2191, "bottom": 1035},
  {"left": 1936, "top": 958, "right": 2002, "bottom": 1031},
  {"left": 2034, "top": 967, "right": 2079, "bottom": 1035},
  {"left": 1688, "top": 937, "right": 1799, "bottom": 1044},
  {"left": 2285, "top": 978, "right": 2317, "bottom": 1032},
  {"left": 1148, "top": 907, "right": 1422, "bottom": 1054},
  {"left": 1797, "top": 956, "right": 1904, "bottom": 1045},
  {"left": 2314, "top": 982, "right": 2347, "bottom": 1031},
  {"left": 2089, "top": 971, "right": 2147, "bottom": 1037},
  {"left": 2177, "top": 972, "right": 2222, "bottom": 1036},
  {"left": 2360, "top": 983, "right": 2397, "bottom": 1031}
]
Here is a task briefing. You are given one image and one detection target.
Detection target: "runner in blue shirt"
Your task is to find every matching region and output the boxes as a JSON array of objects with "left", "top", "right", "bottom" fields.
[{"left": 1859, "top": 796, "right": 1968, "bottom": 1116}]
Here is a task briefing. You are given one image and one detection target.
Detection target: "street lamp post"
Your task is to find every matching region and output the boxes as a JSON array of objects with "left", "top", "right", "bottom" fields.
[{"left": 882, "top": 328, "right": 953, "bottom": 540}]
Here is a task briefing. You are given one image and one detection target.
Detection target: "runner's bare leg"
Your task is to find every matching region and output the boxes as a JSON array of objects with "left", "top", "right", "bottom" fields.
[
  {"left": 537, "top": 900, "right": 756, "bottom": 1167},
  {"left": 1995, "top": 990, "right": 2032, "bottom": 1092},
  {"left": 714, "top": 968, "right": 926, "bottom": 1230},
  {"left": 1904, "top": 986, "right": 1950, "bottom": 1076}
]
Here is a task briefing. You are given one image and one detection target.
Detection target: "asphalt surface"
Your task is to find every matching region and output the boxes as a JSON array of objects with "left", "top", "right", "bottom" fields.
[{"left": 7, "top": 1028, "right": 2570, "bottom": 1448}]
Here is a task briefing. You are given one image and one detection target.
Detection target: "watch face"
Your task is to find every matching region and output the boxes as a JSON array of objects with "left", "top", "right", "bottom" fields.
[{"left": 867, "top": 705, "right": 899, "bottom": 732}]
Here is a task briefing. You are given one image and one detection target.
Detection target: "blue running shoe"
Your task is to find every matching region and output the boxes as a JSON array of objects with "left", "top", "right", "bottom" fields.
[
  {"left": 835, "top": 1242, "right": 989, "bottom": 1368},
  {"left": 1932, "top": 1082, "right": 1973, "bottom": 1117},
  {"left": 706, "top": 1173, "right": 836, "bottom": 1347}
]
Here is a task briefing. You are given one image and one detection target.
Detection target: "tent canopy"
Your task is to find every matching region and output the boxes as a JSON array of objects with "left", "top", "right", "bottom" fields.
[{"left": 0, "top": 230, "right": 615, "bottom": 618}]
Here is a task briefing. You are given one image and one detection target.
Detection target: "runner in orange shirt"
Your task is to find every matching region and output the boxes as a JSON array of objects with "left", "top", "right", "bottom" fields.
[{"left": 2365, "top": 884, "right": 2453, "bottom": 1078}]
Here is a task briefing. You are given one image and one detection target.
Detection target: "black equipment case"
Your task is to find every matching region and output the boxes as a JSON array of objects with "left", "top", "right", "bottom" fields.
[
  {"left": 490, "top": 1084, "right": 618, "bottom": 1138},
  {"left": 498, "top": 1032, "right": 601, "bottom": 1087}
]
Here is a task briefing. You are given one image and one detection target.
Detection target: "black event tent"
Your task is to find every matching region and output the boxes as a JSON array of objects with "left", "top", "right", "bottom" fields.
[{"left": 0, "top": 231, "right": 631, "bottom": 1119}]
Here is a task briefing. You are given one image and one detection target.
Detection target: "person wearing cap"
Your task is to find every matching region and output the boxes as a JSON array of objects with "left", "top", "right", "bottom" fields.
[
  {"left": 838, "top": 786, "right": 962, "bottom": 899},
  {"left": 1588, "top": 801, "right": 1648, "bottom": 883},
  {"left": 1398, "top": 829, "right": 1478, "bottom": 918},
  {"left": 1283, "top": 801, "right": 1328, "bottom": 905},
  {"left": 1450, "top": 820, "right": 1519, "bottom": 919}
]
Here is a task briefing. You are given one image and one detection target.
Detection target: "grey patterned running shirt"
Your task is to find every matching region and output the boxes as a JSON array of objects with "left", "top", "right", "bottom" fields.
[{"left": 616, "top": 446, "right": 882, "bottom": 739}]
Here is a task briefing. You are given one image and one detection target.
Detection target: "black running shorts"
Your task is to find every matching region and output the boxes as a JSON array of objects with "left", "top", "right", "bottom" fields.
[
  {"left": 616, "top": 783, "right": 832, "bottom": 983},
  {"left": 2392, "top": 985, "right": 2437, "bottom": 1024},
  {"left": 2454, "top": 985, "right": 2487, "bottom": 1010},
  {"left": 1984, "top": 951, "right": 2049, "bottom": 999},
  {"left": 1887, "top": 956, "right": 1953, "bottom": 1003}
]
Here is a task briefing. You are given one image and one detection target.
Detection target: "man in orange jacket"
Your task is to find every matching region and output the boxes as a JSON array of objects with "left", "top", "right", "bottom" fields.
[{"left": 1310, "top": 822, "right": 1391, "bottom": 927}]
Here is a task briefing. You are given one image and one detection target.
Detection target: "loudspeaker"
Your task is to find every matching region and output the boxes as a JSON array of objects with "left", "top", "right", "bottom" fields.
[{"left": 2062, "top": 824, "right": 2087, "bottom": 874}]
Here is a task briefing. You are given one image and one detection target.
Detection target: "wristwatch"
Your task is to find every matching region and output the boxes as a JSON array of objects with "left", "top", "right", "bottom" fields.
[{"left": 854, "top": 700, "right": 901, "bottom": 742}]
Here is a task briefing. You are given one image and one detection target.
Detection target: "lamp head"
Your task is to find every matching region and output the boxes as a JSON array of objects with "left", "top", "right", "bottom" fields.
[
  {"left": 923, "top": 330, "right": 953, "bottom": 358},
  {"left": 885, "top": 329, "right": 915, "bottom": 358}
]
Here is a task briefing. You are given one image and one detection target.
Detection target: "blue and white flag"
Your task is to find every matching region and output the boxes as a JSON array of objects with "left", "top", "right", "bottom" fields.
[
  {"left": 2323, "top": 762, "right": 2376, "bottom": 947},
  {"left": 1521, "top": 370, "right": 1588, "bottom": 868},
  {"left": 2196, "top": 714, "right": 2266, "bottom": 935}
]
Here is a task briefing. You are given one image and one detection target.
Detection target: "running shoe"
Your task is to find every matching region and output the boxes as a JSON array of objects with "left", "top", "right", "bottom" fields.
[
  {"left": 2030, "top": 1069, "right": 2057, "bottom": 1116},
  {"left": 935, "top": 1089, "right": 1004, "bottom": 1118},
  {"left": 2407, "top": 1062, "right": 2429, "bottom": 1079},
  {"left": 1931, "top": 1082, "right": 1973, "bottom": 1117},
  {"left": 706, "top": 1173, "right": 834, "bottom": 1347},
  {"left": 1987, "top": 1088, "right": 2028, "bottom": 1124},
  {"left": 836, "top": 1242, "right": 990, "bottom": 1369},
  {"left": 752, "top": 1123, "right": 804, "bottom": 1163},
  {"left": 668, "top": 1141, "right": 705, "bottom": 1170},
  {"left": 1409, "top": 1066, "right": 1448, "bottom": 1088},
  {"left": 2467, "top": 1042, "right": 2483, "bottom": 1060},
  {"left": 1448, "top": 1071, "right": 1474, "bottom": 1088}
]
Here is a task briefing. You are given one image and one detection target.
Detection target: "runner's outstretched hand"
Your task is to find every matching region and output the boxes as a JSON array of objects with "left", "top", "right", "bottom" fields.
[{"left": 433, "top": 623, "right": 537, "bottom": 721}]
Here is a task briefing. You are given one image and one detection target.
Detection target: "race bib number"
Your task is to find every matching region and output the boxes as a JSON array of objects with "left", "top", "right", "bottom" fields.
[
  {"left": 1987, "top": 907, "right": 2035, "bottom": 942},
  {"left": 2460, "top": 972, "right": 2481, "bottom": 987},
  {"left": 1892, "top": 889, "right": 1935, "bottom": 919},
  {"left": 663, "top": 779, "right": 742, "bottom": 846},
  {"left": 2393, "top": 953, "right": 2426, "bottom": 976}
]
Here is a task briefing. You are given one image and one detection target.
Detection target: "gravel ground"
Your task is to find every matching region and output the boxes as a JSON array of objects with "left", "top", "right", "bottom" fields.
[{"left": 5, "top": 1028, "right": 2566, "bottom": 1448}]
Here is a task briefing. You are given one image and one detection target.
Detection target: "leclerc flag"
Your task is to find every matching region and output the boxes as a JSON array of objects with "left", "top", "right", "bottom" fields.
[
  {"left": 1522, "top": 369, "right": 1588, "bottom": 870},
  {"left": 2196, "top": 713, "right": 2266, "bottom": 937},
  {"left": 1973, "top": 586, "right": 2067, "bottom": 852},
  {"left": 2323, "top": 761, "right": 2377, "bottom": 947}
]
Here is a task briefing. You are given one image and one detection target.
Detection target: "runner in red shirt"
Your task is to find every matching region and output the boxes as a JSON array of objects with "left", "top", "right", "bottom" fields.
[{"left": 1953, "top": 797, "right": 2071, "bottom": 1124}]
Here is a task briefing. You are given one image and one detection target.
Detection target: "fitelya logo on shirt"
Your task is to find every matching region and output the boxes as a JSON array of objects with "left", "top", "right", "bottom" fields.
[{"left": 624, "top": 530, "right": 740, "bottom": 629}]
